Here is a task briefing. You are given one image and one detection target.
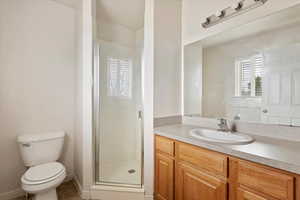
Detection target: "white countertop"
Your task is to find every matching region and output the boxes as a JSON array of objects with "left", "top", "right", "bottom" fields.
[{"left": 155, "top": 124, "right": 300, "bottom": 174}]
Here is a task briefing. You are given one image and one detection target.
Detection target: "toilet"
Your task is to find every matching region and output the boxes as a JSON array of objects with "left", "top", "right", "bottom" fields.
[{"left": 17, "top": 132, "right": 66, "bottom": 200}]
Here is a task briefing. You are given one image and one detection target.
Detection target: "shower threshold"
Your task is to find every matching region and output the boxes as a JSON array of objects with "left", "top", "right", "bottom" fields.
[{"left": 98, "top": 159, "right": 142, "bottom": 187}]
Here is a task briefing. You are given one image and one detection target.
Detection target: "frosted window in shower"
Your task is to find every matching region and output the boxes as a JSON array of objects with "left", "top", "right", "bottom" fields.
[{"left": 107, "top": 57, "right": 132, "bottom": 99}]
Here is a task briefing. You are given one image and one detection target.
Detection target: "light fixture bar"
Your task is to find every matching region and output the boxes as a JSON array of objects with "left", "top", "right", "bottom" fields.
[{"left": 202, "top": 0, "right": 268, "bottom": 29}]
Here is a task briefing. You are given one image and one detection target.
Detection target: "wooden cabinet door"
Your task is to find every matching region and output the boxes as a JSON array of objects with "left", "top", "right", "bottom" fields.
[
  {"left": 237, "top": 161, "right": 294, "bottom": 200},
  {"left": 155, "top": 153, "right": 174, "bottom": 200},
  {"left": 176, "top": 162, "right": 227, "bottom": 200},
  {"left": 237, "top": 187, "right": 270, "bottom": 200}
]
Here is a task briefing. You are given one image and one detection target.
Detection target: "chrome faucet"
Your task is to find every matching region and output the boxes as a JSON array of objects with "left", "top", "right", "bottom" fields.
[{"left": 217, "top": 118, "right": 230, "bottom": 132}]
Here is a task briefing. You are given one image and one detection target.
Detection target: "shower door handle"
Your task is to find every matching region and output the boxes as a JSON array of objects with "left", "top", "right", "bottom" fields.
[
  {"left": 138, "top": 110, "right": 143, "bottom": 120},
  {"left": 262, "top": 109, "right": 268, "bottom": 113}
]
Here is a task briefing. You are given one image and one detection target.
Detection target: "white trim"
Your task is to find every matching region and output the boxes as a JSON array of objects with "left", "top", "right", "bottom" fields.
[
  {"left": 144, "top": 194, "right": 154, "bottom": 200},
  {"left": 81, "top": 0, "right": 94, "bottom": 190},
  {"left": 91, "top": 185, "right": 144, "bottom": 193},
  {"left": 143, "top": 0, "right": 155, "bottom": 196},
  {"left": 73, "top": 176, "right": 90, "bottom": 199},
  {"left": 0, "top": 188, "right": 25, "bottom": 200}
]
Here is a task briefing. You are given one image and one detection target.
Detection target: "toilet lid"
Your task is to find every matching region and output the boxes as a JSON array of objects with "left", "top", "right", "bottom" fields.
[{"left": 24, "top": 162, "right": 65, "bottom": 182}]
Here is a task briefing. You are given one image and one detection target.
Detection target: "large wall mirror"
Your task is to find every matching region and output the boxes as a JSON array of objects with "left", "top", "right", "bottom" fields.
[{"left": 184, "top": 5, "right": 300, "bottom": 126}]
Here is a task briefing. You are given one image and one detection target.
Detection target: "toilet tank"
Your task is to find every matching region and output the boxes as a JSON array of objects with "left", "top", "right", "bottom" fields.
[{"left": 17, "top": 131, "right": 65, "bottom": 167}]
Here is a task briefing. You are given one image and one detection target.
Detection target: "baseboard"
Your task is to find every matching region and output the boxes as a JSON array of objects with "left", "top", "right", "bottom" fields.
[
  {"left": 73, "top": 175, "right": 90, "bottom": 199},
  {"left": 0, "top": 187, "right": 25, "bottom": 200},
  {"left": 144, "top": 194, "right": 154, "bottom": 200}
]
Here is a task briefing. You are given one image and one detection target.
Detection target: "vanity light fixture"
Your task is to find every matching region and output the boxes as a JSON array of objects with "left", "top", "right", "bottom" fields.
[{"left": 202, "top": 0, "right": 268, "bottom": 28}]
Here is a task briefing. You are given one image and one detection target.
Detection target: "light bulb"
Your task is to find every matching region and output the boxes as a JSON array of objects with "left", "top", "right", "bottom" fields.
[
  {"left": 216, "top": 10, "right": 225, "bottom": 18},
  {"left": 216, "top": 11, "right": 222, "bottom": 17},
  {"left": 232, "top": 2, "right": 242, "bottom": 10}
]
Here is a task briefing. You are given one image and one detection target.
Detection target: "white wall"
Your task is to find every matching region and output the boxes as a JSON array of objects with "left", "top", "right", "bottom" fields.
[
  {"left": 97, "top": 19, "right": 137, "bottom": 48},
  {"left": 0, "top": 0, "right": 76, "bottom": 197},
  {"left": 182, "top": 0, "right": 300, "bottom": 45},
  {"left": 154, "top": 0, "right": 182, "bottom": 118}
]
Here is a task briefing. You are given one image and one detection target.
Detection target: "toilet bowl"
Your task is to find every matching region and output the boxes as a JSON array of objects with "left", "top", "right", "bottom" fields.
[{"left": 21, "top": 162, "right": 66, "bottom": 200}]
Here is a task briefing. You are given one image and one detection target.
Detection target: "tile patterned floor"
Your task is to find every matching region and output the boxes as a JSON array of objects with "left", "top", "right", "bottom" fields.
[{"left": 13, "top": 181, "right": 82, "bottom": 200}]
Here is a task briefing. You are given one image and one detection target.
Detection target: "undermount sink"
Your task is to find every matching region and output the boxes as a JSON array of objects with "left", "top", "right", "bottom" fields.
[{"left": 189, "top": 128, "right": 254, "bottom": 145}]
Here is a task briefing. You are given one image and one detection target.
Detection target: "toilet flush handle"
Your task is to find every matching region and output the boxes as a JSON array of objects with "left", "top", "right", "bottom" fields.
[{"left": 22, "top": 143, "right": 31, "bottom": 147}]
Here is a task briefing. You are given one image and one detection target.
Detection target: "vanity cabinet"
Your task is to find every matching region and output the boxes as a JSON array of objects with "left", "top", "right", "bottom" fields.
[{"left": 155, "top": 135, "right": 300, "bottom": 200}]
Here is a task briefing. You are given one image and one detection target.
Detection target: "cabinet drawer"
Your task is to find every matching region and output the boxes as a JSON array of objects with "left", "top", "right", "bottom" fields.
[
  {"left": 176, "top": 142, "right": 228, "bottom": 177},
  {"left": 237, "top": 161, "right": 294, "bottom": 200},
  {"left": 155, "top": 136, "right": 175, "bottom": 157}
]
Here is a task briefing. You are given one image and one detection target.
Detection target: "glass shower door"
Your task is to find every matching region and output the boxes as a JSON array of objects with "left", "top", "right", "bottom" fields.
[{"left": 94, "top": 40, "right": 143, "bottom": 187}]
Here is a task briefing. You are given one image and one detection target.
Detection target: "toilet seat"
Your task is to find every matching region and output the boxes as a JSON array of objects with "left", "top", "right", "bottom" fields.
[
  {"left": 22, "top": 162, "right": 65, "bottom": 185},
  {"left": 22, "top": 170, "right": 66, "bottom": 194}
]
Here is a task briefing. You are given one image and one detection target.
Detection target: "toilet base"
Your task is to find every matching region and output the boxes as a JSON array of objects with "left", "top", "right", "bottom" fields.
[{"left": 34, "top": 189, "right": 57, "bottom": 200}]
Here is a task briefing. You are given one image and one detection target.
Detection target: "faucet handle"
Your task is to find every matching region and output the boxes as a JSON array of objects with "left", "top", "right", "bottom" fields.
[
  {"left": 217, "top": 118, "right": 226, "bottom": 123},
  {"left": 217, "top": 118, "right": 230, "bottom": 132}
]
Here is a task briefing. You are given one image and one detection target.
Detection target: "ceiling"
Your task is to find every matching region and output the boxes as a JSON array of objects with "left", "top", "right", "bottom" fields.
[
  {"left": 96, "top": 0, "right": 145, "bottom": 30},
  {"left": 51, "top": 0, "right": 145, "bottom": 30}
]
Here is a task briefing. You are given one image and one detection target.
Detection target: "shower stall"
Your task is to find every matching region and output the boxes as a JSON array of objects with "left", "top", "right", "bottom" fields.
[{"left": 93, "top": 0, "right": 145, "bottom": 188}]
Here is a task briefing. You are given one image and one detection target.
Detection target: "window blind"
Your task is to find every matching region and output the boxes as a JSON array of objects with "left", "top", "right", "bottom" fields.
[
  {"left": 107, "top": 57, "right": 132, "bottom": 98},
  {"left": 240, "top": 59, "right": 252, "bottom": 96},
  {"left": 237, "top": 54, "right": 264, "bottom": 97}
]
